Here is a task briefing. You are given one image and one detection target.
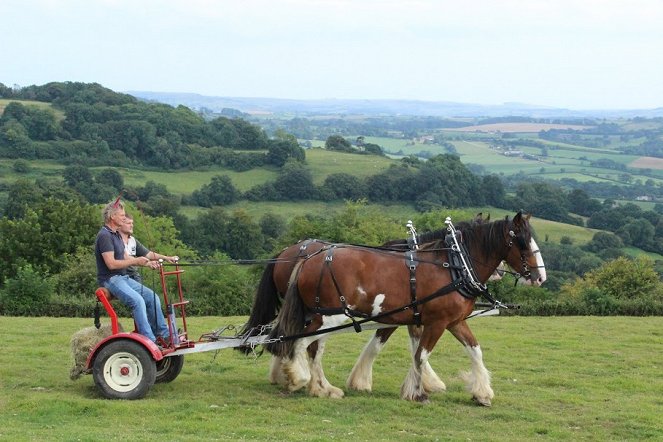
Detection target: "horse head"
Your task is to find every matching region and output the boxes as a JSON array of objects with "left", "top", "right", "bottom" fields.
[{"left": 502, "top": 211, "right": 546, "bottom": 286}]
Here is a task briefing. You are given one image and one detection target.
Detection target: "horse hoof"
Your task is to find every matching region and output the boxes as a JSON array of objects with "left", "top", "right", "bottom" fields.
[
  {"left": 413, "top": 393, "right": 429, "bottom": 403},
  {"left": 472, "top": 396, "right": 492, "bottom": 407}
]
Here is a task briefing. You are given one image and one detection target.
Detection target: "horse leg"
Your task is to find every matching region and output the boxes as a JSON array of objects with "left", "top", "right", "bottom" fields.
[
  {"left": 307, "top": 335, "right": 344, "bottom": 398},
  {"left": 448, "top": 320, "right": 494, "bottom": 407},
  {"left": 401, "top": 324, "right": 445, "bottom": 402},
  {"left": 268, "top": 356, "right": 287, "bottom": 385},
  {"left": 407, "top": 325, "right": 446, "bottom": 393},
  {"left": 282, "top": 314, "right": 346, "bottom": 397},
  {"left": 346, "top": 326, "right": 397, "bottom": 392}
]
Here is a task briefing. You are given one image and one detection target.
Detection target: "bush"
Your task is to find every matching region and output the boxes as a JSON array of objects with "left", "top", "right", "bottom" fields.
[
  {"left": 0, "top": 265, "right": 53, "bottom": 316},
  {"left": 181, "top": 253, "right": 256, "bottom": 316}
]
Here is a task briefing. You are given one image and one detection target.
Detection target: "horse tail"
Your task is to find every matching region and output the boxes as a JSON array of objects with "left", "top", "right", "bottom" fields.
[
  {"left": 265, "top": 260, "right": 307, "bottom": 358},
  {"left": 237, "top": 260, "right": 282, "bottom": 353}
]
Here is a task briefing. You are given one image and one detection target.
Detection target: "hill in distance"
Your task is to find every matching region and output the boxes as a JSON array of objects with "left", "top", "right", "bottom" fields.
[{"left": 127, "top": 91, "right": 663, "bottom": 119}]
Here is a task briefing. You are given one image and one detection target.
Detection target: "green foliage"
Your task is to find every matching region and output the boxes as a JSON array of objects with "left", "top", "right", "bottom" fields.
[
  {"left": 189, "top": 175, "right": 240, "bottom": 207},
  {"left": 325, "top": 134, "right": 353, "bottom": 152},
  {"left": 182, "top": 253, "right": 256, "bottom": 315},
  {"left": 0, "top": 264, "right": 53, "bottom": 315},
  {"left": 12, "top": 159, "right": 31, "bottom": 173},
  {"left": 181, "top": 207, "right": 266, "bottom": 259},
  {"left": 280, "top": 200, "right": 405, "bottom": 246},
  {"left": 0, "top": 198, "right": 99, "bottom": 285},
  {"left": 266, "top": 137, "right": 305, "bottom": 167}
]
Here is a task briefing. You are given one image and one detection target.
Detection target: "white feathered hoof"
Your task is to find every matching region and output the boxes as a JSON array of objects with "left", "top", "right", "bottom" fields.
[{"left": 472, "top": 395, "right": 492, "bottom": 407}]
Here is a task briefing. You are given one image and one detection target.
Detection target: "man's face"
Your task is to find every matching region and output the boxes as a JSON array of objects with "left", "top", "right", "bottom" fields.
[
  {"left": 110, "top": 208, "right": 126, "bottom": 229},
  {"left": 120, "top": 217, "right": 134, "bottom": 234}
]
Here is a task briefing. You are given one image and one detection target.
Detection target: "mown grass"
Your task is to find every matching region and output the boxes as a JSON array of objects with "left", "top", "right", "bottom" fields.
[{"left": 1, "top": 316, "right": 661, "bottom": 440}]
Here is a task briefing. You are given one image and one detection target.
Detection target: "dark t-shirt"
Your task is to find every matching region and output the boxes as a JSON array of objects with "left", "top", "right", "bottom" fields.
[{"left": 95, "top": 226, "right": 127, "bottom": 286}]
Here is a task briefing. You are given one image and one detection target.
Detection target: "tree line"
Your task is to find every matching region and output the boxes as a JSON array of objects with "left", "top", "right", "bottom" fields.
[{"left": 0, "top": 82, "right": 304, "bottom": 169}]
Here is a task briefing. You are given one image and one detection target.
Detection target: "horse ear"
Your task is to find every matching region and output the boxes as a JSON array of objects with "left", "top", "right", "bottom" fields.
[
  {"left": 525, "top": 213, "right": 531, "bottom": 221},
  {"left": 485, "top": 213, "right": 491, "bottom": 222},
  {"left": 513, "top": 211, "right": 523, "bottom": 225},
  {"left": 475, "top": 212, "right": 483, "bottom": 223}
]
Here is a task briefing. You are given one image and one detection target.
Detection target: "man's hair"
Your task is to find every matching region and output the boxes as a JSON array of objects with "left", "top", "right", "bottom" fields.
[
  {"left": 124, "top": 213, "right": 133, "bottom": 221},
  {"left": 102, "top": 200, "right": 124, "bottom": 224}
]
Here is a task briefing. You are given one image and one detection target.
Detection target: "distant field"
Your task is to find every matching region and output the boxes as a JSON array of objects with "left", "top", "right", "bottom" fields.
[
  {"left": 116, "top": 167, "right": 280, "bottom": 194},
  {"left": 445, "top": 122, "right": 592, "bottom": 133},
  {"left": 304, "top": 148, "right": 393, "bottom": 182},
  {"left": 630, "top": 156, "right": 663, "bottom": 170}
]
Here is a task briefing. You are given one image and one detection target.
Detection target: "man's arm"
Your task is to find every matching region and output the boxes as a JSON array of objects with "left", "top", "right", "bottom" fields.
[
  {"left": 101, "top": 251, "right": 155, "bottom": 270},
  {"left": 136, "top": 239, "right": 179, "bottom": 263}
]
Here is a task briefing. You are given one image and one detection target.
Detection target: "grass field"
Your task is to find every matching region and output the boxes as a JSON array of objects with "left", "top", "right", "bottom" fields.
[
  {"left": 1, "top": 315, "right": 661, "bottom": 440},
  {"left": 0, "top": 98, "right": 65, "bottom": 120}
]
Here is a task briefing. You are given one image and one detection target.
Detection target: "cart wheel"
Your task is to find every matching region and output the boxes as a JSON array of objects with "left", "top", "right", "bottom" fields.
[
  {"left": 92, "top": 340, "right": 156, "bottom": 400},
  {"left": 155, "top": 355, "right": 184, "bottom": 383}
]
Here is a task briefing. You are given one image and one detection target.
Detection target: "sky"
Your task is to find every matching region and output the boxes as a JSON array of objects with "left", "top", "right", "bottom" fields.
[{"left": 3, "top": 0, "right": 663, "bottom": 110}]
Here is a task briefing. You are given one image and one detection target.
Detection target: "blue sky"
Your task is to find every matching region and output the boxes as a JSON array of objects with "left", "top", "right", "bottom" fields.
[{"left": 3, "top": 0, "right": 663, "bottom": 109}]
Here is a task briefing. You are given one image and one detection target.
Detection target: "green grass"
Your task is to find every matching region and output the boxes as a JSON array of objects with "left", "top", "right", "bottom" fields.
[
  {"left": 0, "top": 98, "right": 65, "bottom": 120},
  {"left": 1, "top": 315, "right": 662, "bottom": 440},
  {"left": 304, "top": 148, "right": 393, "bottom": 183}
]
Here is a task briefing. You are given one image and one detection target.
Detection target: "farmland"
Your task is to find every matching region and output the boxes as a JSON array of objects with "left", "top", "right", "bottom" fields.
[{"left": 1, "top": 315, "right": 661, "bottom": 440}]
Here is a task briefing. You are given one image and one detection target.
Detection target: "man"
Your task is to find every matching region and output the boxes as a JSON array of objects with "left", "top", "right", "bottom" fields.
[
  {"left": 94, "top": 199, "right": 169, "bottom": 345},
  {"left": 119, "top": 213, "right": 179, "bottom": 283}
]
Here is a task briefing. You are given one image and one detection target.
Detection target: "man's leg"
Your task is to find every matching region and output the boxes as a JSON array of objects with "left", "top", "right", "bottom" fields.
[
  {"left": 104, "top": 275, "right": 157, "bottom": 342},
  {"left": 126, "top": 278, "right": 169, "bottom": 341}
]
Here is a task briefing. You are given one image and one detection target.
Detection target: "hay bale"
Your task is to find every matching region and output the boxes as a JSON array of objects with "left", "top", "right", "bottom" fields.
[{"left": 69, "top": 323, "right": 123, "bottom": 380}]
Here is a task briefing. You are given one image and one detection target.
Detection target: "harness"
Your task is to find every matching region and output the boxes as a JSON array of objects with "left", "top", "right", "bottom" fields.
[{"left": 307, "top": 218, "right": 497, "bottom": 328}]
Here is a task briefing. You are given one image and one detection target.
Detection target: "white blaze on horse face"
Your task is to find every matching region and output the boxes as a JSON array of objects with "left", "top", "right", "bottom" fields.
[
  {"left": 530, "top": 238, "right": 546, "bottom": 286},
  {"left": 372, "top": 294, "right": 386, "bottom": 316}
]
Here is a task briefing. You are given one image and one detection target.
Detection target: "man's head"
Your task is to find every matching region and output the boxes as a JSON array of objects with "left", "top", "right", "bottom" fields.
[
  {"left": 119, "top": 213, "right": 134, "bottom": 235},
  {"left": 102, "top": 199, "right": 125, "bottom": 229}
]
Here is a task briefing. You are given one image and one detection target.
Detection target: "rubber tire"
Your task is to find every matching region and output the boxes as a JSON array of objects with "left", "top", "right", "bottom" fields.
[
  {"left": 155, "top": 355, "right": 184, "bottom": 383},
  {"left": 92, "top": 340, "right": 156, "bottom": 400}
]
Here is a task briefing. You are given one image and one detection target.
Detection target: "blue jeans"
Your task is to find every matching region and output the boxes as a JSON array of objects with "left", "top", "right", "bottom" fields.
[{"left": 104, "top": 275, "right": 169, "bottom": 342}]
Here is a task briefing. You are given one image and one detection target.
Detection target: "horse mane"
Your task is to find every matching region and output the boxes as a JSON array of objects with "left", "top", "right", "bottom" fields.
[{"left": 417, "top": 217, "right": 512, "bottom": 254}]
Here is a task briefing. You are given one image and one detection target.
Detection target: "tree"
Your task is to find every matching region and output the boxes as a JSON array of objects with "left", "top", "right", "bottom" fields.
[
  {"left": 583, "top": 231, "right": 624, "bottom": 253},
  {"left": 321, "top": 173, "right": 367, "bottom": 200},
  {"left": 190, "top": 175, "right": 240, "bottom": 207},
  {"left": 325, "top": 135, "right": 353, "bottom": 152},
  {"left": 273, "top": 161, "right": 317, "bottom": 200},
  {"left": 481, "top": 175, "right": 505, "bottom": 207},
  {"left": 96, "top": 168, "right": 124, "bottom": 191},
  {"left": 266, "top": 138, "right": 305, "bottom": 167},
  {"left": 63, "top": 165, "right": 94, "bottom": 187}
]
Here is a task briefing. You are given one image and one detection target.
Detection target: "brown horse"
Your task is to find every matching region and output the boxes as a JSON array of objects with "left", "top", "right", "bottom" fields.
[
  {"left": 241, "top": 214, "right": 510, "bottom": 395},
  {"left": 249, "top": 212, "right": 544, "bottom": 404}
]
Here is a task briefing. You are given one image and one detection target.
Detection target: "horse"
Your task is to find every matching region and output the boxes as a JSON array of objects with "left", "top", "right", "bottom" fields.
[
  {"left": 248, "top": 212, "right": 545, "bottom": 404},
  {"left": 240, "top": 214, "right": 519, "bottom": 394}
]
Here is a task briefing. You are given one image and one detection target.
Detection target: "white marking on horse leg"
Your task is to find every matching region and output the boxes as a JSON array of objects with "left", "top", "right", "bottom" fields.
[
  {"left": 530, "top": 238, "right": 547, "bottom": 285},
  {"left": 269, "top": 356, "right": 287, "bottom": 385},
  {"left": 347, "top": 333, "right": 385, "bottom": 392},
  {"left": 400, "top": 348, "right": 428, "bottom": 402},
  {"left": 283, "top": 340, "right": 311, "bottom": 392},
  {"left": 300, "top": 314, "right": 347, "bottom": 398},
  {"left": 406, "top": 328, "right": 445, "bottom": 393},
  {"left": 421, "top": 361, "right": 446, "bottom": 393},
  {"left": 460, "top": 345, "right": 494, "bottom": 406},
  {"left": 307, "top": 337, "right": 344, "bottom": 399},
  {"left": 371, "top": 294, "right": 385, "bottom": 317}
]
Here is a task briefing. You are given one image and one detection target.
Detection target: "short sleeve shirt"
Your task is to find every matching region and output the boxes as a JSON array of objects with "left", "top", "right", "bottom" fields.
[
  {"left": 125, "top": 236, "right": 150, "bottom": 280},
  {"left": 95, "top": 226, "right": 127, "bottom": 285}
]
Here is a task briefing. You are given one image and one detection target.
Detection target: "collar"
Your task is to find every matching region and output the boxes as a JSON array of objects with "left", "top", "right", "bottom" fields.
[{"left": 103, "top": 225, "right": 120, "bottom": 235}]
